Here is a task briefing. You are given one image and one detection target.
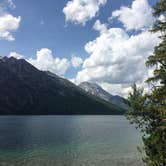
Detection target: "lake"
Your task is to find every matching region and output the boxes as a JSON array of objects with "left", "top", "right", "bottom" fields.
[{"left": 0, "top": 116, "right": 143, "bottom": 166}]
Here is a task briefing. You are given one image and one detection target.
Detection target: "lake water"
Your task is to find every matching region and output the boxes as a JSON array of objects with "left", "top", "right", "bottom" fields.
[{"left": 0, "top": 116, "right": 143, "bottom": 166}]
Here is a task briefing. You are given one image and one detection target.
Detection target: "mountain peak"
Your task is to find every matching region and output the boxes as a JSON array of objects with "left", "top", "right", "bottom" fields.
[
  {"left": 79, "top": 81, "right": 129, "bottom": 110},
  {"left": 79, "top": 81, "right": 113, "bottom": 99},
  {"left": 0, "top": 58, "right": 125, "bottom": 115},
  {"left": 0, "top": 56, "right": 40, "bottom": 75}
]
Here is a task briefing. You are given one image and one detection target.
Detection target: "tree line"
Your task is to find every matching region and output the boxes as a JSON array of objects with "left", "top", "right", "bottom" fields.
[{"left": 127, "top": 0, "right": 166, "bottom": 165}]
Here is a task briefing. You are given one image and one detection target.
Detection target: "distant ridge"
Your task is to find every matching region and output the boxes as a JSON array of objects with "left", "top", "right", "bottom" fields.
[
  {"left": 79, "top": 82, "right": 130, "bottom": 111},
  {"left": 0, "top": 57, "right": 125, "bottom": 115}
]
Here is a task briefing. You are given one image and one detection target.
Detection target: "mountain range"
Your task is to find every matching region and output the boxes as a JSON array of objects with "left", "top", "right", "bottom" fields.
[{"left": 0, "top": 56, "right": 126, "bottom": 115}]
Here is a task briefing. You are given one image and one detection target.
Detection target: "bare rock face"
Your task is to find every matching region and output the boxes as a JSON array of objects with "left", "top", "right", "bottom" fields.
[
  {"left": 79, "top": 82, "right": 130, "bottom": 111},
  {"left": 0, "top": 57, "right": 125, "bottom": 115}
]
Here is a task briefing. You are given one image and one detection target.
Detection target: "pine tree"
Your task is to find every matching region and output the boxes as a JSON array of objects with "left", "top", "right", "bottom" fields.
[{"left": 127, "top": 0, "right": 166, "bottom": 165}]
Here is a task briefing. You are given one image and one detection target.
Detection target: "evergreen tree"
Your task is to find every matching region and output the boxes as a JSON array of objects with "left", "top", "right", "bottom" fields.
[{"left": 127, "top": 0, "right": 166, "bottom": 165}]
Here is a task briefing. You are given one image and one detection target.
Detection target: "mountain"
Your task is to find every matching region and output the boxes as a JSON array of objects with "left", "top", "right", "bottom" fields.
[
  {"left": 79, "top": 82, "right": 130, "bottom": 111},
  {"left": 0, "top": 56, "right": 125, "bottom": 115}
]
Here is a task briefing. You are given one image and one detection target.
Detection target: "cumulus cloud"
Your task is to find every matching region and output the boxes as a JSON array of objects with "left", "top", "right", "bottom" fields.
[
  {"left": 73, "top": 0, "right": 161, "bottom": 96},
  {"left": 68, "top": 78, "right": 76, "bottom": 84},
  {"left": 93, "top": 20, "right": 107, "bottom": 34},
  {"left": 63, "top": 0, "right": 107, "bottom": 25},
  {"left": 99, "top": 83, "right": 132, "bottom": 97},
  {"left": 71, "top": 56, "right": 83, "bottom": 68},
  {"left": 28, "top": 48, "right": 70, "bottom": 76},
  {"left": 111, "top": 0, "right": 154, "bottom": 31},
  {"left": 0, "top": 1, "right": 21, "bottom": 41},
  {"left": 8, "top": 51, "right": 24, "bottom": 59},
  {"left": 75, "top": 23, "right": 160, "bottom": 96},
  {"left": 6, "top": 0, "right": 16, "bottom": 9},
  {"left": 158, "top": 15, "right": 165, "bottom": 23}
]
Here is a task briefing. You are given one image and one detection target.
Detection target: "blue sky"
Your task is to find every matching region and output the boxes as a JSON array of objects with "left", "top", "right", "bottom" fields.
[
  {"left": 0, "top": 0, "right": 160, "bottom": 96},
  {"left": 0, "top": 0, "right": 157, "bottom": 58}
]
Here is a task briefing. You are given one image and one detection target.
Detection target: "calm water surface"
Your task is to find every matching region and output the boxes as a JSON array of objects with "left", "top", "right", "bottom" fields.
[{"left": 0, "top": 116, "right": 143, "bottom": 166}]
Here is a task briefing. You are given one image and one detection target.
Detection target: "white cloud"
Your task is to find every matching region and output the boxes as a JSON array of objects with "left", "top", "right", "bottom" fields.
[
  {"left": 158, "top": 15, "right": 165, "bottom": 22},
  {"left": 99, "top": 83, "right": 132, "bottom": 97},
  {"left": 73, "top": 0, "right": 161, "bottom": 96},
  {"left": 0, "top": 1, "right": 21, "bottom": 41},
  {"left": 28, "top": 48, "right": 70, "bottom": 76},
  {"left": 93, "top": 20, "right": 107, "bottom": 34},
  {"left": 63, "top": 0, "right": 107, "bottom": 25},
  {"left": 71, "top": 56, "right": 83, "bottom": 68},
  {"left": 8, "top": 51, "right": 24, "bottom": 59},
  {"left": 111, "top": 0, "right": 154, "bottom": 31},
  {"left": 68, "top": 78, "right": 76, "bottom": 84},
  {"left": 6, "top": 0, "right": 16, "bottom": 9},
  {"left": 75, "top": 21, "right": 160, "bottom": 96},
  {"left": 0, "top": 14, "right": 21, "bottom": 41}
]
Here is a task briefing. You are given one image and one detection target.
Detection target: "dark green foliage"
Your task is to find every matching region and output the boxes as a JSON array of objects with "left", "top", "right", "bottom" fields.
[
  {"left": 127, "top": 1, "right": 166, "bottom": 165},
  {"left": 127, "top": 84, "right": 166, "bottom": 165}
]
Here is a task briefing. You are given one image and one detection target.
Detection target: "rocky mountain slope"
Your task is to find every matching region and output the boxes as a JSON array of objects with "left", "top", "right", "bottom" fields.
[
  {"left": 79, "top": 82, "right": 130, "bottom": 110},
  {"left": 0, "top": 56, "right": 125, "bottom": 115}
]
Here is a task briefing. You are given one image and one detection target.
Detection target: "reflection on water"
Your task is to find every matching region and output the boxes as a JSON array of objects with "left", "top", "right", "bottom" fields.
[{"left": 0, "top": 116, "right": 143, "bottom": 166}]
